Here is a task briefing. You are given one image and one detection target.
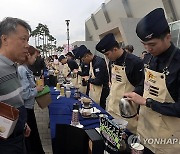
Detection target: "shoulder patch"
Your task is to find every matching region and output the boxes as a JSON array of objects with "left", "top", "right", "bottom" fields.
[{"left": 95, "top": 68, "right": 100, "bottom": 72}]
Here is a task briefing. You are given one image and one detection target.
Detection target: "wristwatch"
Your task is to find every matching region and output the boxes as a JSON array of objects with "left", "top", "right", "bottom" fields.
[{"left": 146, "top": 98, "right": 154, "bottom": 108}]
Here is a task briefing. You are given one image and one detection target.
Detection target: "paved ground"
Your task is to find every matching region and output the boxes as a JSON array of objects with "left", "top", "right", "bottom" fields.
[{"left": 34, "top": 103, "right": 53, "bottom": 154}]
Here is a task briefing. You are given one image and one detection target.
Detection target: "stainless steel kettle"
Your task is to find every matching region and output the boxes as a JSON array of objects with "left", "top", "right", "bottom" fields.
[{"left": 119, "top": 98, "right": 138, "bottom": 118}]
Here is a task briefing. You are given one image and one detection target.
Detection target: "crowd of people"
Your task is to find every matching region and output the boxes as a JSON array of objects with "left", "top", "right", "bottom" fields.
[{"left": 0, "top": 7, "right": 180, "bottom": 154}]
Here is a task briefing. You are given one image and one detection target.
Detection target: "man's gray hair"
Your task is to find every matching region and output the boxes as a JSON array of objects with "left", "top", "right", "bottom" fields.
[{"left": 0, "top": 17, "right": 31, "bottom": 47}]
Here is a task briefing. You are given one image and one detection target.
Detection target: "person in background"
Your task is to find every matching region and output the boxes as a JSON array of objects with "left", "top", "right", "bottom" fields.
[
  {"left": 124, "top": 8, "right": 180, "bottom": 154},
  {"left": 18, "top": 45, "right": 45, "bottom": 154},
  {"left": 65, "top": 52, "right": 75, "bottom": 60},
  {"left": 124, "top": 45, "right": 134, "bottom": 53},
  {"left": 72, "top": 47, "right": 90, "bottom": 77},
  {"left": 48, "top": 56, "right": 54, "bottom": 62},
  {"left": 53, "top": 55, "right": 59, "bottom": 64},
  {"left": 72, "top": 47, "right": 90, "bottom": 94},
  {"left": 78, "top": 45, "right": 110, "bottom": 109},
  {"left": 0, "top": 17, "right": 31, "bottom": 154},
  {"left": 96, "top": 33, "right": 144, "bottom": 134},
  {"left": 140, "top": 50, "right": 148, "bottom": 59},
  {"left": 52, "top": 55, "right": 59, "bottom": 71},
  {"left": 58, "top": 55, "right": 79, "bottom": 77},
  {"left": 29, "top": 50, "right": 45, "bottom": 79}
]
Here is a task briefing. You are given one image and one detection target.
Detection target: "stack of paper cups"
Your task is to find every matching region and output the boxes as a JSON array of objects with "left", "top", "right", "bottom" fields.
[{"left": 71, "top": 109, "right": 79, "bottom": 126}]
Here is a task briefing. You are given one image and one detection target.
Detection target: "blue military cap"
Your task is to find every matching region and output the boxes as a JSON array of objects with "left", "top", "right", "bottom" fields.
[
  {"left": 72, "top": 48, "right": 80, "bottom": 59},
  {"left": 96, "top": 33, "right": 118, "bottom": 53},
  {"left": 136, "top": 8, "right": 169, "bottom": 41},
  {"left": 78, "top": 45, "right": 90, "bottom": 59},
  {"left": 58, "top": 55, "right": 65, "bottom": 62},
  {"left": 65, "top": 52, "right": 74, "bottom": 57},
  {"left": 72, "top": 48, "right": 78, "bottom": 56}
]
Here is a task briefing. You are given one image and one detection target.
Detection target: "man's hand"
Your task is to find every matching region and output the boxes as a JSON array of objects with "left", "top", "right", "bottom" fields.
[
  {"left": 124, "top": 92, "right": 146, "bottom": 105},
  {"left": 24, "top": 123, "right": 31, "bottom": 137}
]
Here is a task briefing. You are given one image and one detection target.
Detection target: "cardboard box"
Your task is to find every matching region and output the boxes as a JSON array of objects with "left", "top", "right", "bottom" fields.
[
  {"left": 36, "top": 85, "right": 52, "bottom": 109},
  {"left": 0, "top": 102, "right": 19, "bottom": 139}
]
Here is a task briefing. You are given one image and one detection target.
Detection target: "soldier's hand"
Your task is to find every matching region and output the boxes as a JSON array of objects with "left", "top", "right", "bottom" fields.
[{"left": 124, "top": 92, "right": 146, "bottom": 105}]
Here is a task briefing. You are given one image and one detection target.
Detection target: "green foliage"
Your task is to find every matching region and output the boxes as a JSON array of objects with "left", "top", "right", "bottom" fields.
[{"left": 31, "top": 23, "right": 60, "bottom": 57}]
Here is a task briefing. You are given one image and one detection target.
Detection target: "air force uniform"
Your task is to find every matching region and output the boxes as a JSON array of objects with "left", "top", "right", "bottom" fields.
[
  {"left": 58, "top": 55, "right": 79, "bottom": 77},
  {"left": 78, "top": 45, "right": 109, "bottom": 109},
  {"left": 72, "top": 48, "right": 90, "bottom": 94},
  {"left": 136, "top": 8, "right": 180, "bottom": 154},
  {"left": 96, "top": 33, "right": 144, "bottom": 133}
]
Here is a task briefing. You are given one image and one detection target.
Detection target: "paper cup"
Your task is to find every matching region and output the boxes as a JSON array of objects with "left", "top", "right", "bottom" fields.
[
  {"left": 66, "top": 90, "right": 71, "bottom": 98},
  {"left": 131, "top": 143, "right": 144, "bottom": 154}
]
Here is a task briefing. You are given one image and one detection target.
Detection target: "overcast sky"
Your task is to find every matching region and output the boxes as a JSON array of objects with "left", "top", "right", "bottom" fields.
[{"left": 0, "top": 0, "right": 105, "bottom": 46}]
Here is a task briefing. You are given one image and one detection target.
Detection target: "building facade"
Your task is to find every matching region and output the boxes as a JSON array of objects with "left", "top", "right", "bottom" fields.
[{"left": 85, "top": 0, "right": 180, "bottom": 56}]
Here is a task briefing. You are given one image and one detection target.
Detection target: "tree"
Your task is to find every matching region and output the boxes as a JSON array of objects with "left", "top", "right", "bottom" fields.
[
  {"left": 31, "top": 23, "right": 56, "bottom": 57},
  {"left": 48, "top": 34, "right": 56, "bottom": 56},
  {"left": 57, "top": 46, "right": 64, "bottom": 52}
]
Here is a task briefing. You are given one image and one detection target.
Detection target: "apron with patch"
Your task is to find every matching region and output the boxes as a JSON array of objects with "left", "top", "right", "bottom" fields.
[
  {"left": 138, "top": 48, "right": 180, "bottom": 154},
  {"left": 89, "top": 62, "right": 102, "bottom": 104},
  {"left": 54, "top": 64, "right": 59, "bottom": 70},
  {"left": 77, "top": 66, "right": 88, "bottom": 94},
  {"left": 62, "top": 63, "right": 70, "bottom": 77},
  {"left": 107, "top": 63, "right": 138, "bottom": 134},
  {"left": 70, "top": 67, "right": 88, "bottom": 93}
]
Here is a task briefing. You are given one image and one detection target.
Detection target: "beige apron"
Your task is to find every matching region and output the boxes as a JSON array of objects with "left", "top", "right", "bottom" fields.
[
  {"left": 54, "top": 64, "right": 59, "bottom": 70},
  {"left": 77, "top": 66, "right": 88, "bottom": 94},
  {"left": 67, "top": 67, "right": 88, "bottom": 94},
  {"left": 138, "top": 55, "right": 180, "bottom": 153},
  {"left": 62, "top": 63, "right": 70, "bottom": 77},
  {"left": 107, "top": 64, "right": 138, "bottom": 134},
  {"left": 70, "top": 68, "right": 83, "bottom": 90},
  {"left": 89, "top": 62, "right": 102, "bottom": 104},
  {"left": 71, "top": 71, "right": 79, "bottom": 88}
]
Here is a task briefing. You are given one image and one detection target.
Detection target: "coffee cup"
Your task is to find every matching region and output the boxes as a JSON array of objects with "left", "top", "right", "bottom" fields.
[
  {"left": 66, "top": 90, "right": 71, "bottom": 98},
  {"left": 131, "top": 143, "right": 144, "bottom": 154}
]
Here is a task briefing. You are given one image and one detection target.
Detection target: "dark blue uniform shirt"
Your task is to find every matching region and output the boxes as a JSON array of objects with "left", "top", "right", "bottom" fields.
[
  {"left": 89, "top": 55, "right": 109, "bottom": 86},
  {"left": 78, "top": 62, "right": 90, "bottom": 76},
  {"left": 138, "top": 43, "right": 180, "bottom": 117},
  {"left": 112, "top": 50, "right": 144, "bottom": 87},
  {"left": 67, "top": 59, "right": 79, "bottom": 71}
]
